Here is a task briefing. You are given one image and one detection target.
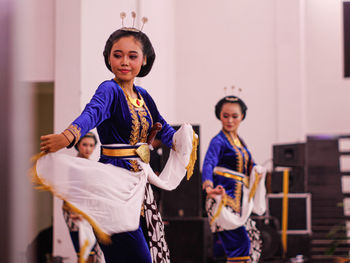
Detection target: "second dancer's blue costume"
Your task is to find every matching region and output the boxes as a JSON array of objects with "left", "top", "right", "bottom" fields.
[{"left": 202, "top": 130, "right": 254, "bottom": 263}]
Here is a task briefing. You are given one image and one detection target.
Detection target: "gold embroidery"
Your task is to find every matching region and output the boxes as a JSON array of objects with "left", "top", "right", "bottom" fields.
[
  {"left": 223, "top": 130, "right": 243, "bottom": 173},
  {"left": 122, "top": 89, "right": 152, "bottom": 171},
  {"left": 142, "top": 93, "right": 153, "bottom": 130},
  {"left": 122, "top": 89, "right": 140, "bottom": 172},
  {"left": 129, "top": 160, "right": 140, "bottom": 172},
  {"left": 124, "top": 95, "right": 140, "bottom": 171},
  {"left": 129, "top": 106, "right": 140, "bottom": 145},
  {"left": 138, "top": 109, "right": 149, "bottom": 143},
  {"left": 66, "top": 124, "right": 81, "bottom": 144},
  {"left": 123, "top": 89, "right": 140, "bottom": 145},
  {"left": 225, "top": 183, "right": 242, "bottom": 213}
]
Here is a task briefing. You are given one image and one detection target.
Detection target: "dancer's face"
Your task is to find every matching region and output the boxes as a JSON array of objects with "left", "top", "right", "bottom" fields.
[
  {"left": 220, "top": 103, "right": 244, "bottom": 133},
  {"left": 77, "top": 137, "right": 96, "bottom": 159},
  {"left": 109, "top": 36, "right": 146, "bottom": 84}
]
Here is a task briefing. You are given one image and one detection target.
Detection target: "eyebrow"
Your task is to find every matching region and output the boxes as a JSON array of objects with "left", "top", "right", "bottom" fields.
[{"left": 112, "top": 50, "right": 139, "bottom": 54}]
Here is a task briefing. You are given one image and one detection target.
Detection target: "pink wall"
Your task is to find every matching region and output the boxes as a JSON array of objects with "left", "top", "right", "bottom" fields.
[
  {"left": 305, "top": 0, "right": 350, "bottom": 135},
  {"left": 173, "top": 0, "right": 277, "bottom": 165}
]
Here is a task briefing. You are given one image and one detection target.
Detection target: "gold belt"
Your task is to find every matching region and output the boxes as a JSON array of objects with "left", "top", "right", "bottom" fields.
[
  {"left": 102, "top": 144, "right": 150, "bottom": 164},
  {"left": 214, "top": 170, "right": 249, "bottom": 187}
]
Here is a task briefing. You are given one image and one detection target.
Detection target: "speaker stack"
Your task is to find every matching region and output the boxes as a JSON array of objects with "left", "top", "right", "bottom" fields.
[
  {"left": 151, "top": 125, "right": 211, "bottom": 263},
  {"left": 261, "top": 143, "right": 311, "bottom": 260}
]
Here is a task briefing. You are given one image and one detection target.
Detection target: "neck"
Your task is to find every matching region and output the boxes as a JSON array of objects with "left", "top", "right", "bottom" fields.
[
  {"left": 223, "top": 129, "right": 238, "bottom": 138},
  {"left": 115, "top": 78, "right": 134, "bottom": 94}
]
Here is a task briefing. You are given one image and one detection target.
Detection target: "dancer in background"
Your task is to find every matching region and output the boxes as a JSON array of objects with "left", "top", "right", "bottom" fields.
[
  {"left": 202, "top": 95, "right": 266, "bottom": 263},
  {"left": 37, "top": 12, "right": 197, "bottom": 263},
  {"left": 62, "top": 132, "right": 105, "bottom": 263}
]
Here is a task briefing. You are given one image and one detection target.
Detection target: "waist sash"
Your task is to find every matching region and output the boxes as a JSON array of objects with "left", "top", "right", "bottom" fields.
[
  {"left": 206, "top": 166, "right": 267, "bottom": 232},
  {"left": 101, "top": 143, "right": 150, "bottom": 164},
  {"left": 214, "top": 166, "right": 249, "bottom": 188}
]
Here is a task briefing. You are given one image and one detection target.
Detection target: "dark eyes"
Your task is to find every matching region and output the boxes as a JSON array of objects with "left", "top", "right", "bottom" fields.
[
  {"left": 82, "top": 143, "right": 95, "bottom": 147},
  {"left": 223, "top": 114, "right": 239, "bottom": 118},
  {"left": 113, "top": 54, "right": 138, "bottom": 59}
]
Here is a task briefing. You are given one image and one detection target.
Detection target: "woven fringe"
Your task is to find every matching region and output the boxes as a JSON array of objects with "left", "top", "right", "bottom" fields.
[
  {"left": 79, "top": 240, "right": 89, "bottom": 263},
  {"left": 186, "top": 131, "right": 199, "bottom": 180},
  {"left": 29, "top": 152, "right": 112, "bottom": 245}
]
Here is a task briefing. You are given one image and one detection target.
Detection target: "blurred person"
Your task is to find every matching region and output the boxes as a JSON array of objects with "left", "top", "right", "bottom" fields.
[
  {"left": 202, "top": 95, "right": 266, "bottom": 263},
  {"left": 62, "top": 132, "right": 105, "bottom": 263}
]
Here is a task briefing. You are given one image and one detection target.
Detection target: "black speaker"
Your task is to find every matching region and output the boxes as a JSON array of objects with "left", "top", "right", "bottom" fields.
[
  {"left": 160, "top": 125, "right": 202, "bottom": 218},
  {"left": 273, "top": 143, "right": 305, "bottom": 168},
  {"left": 267, "top": 194, "right": 311, "bottom": 233},
  {"left": 164, "top": 218, "right": 212, "bottom": 263},
  {"left": 270, "top": 167, "right": 306, "bottom": 193}
]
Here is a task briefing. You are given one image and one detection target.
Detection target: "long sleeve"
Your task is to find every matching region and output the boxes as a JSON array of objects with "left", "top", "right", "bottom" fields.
[
  {"left": 71, "top": 81, "right": 116, "bottom": 139},
  {"left": 202, "top": 136, "right": 223, "bottom": 188}
]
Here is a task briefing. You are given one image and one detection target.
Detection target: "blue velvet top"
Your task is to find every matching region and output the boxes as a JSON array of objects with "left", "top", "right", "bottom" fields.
[
  {"left": 202, "top": 130, "right": 255, "bottom": 213},
  {"left": 70, "top": 79, "right": 175, "bottom": 171}
]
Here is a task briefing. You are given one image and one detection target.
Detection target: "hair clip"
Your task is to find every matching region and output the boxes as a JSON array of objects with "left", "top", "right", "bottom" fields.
[
  {"left": 120, "top": 11, "right": 148, "bottom": 32},
  {"left": 223, "top": 85, "right": 242, "bottom": 98},
  {"left": 120, "top": 12, "right": 126, "bottom": 28},
  {"left": 225, "top": 97, "right": 239, "bottom": 102}
]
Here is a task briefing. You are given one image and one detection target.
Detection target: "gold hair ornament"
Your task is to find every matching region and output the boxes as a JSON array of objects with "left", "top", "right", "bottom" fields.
[
  {"left": 120, "top": 11, "right": 148, "bottom": 32},
  {"left": 224, "top": 85, "right": 242, "bottom": 101}
]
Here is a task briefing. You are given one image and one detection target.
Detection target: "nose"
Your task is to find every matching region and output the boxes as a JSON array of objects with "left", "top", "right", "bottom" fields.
[{"left": 121, "top": 55, "right": 129, "bottom": 66}]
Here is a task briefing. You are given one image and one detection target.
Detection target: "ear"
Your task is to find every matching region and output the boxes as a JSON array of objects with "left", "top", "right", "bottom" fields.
[
  {"left": 240, "top": 113, "right": 245, "bottom": 121},
  {"left": 143, "top": 57, "right": 147, "bottom": 66}
]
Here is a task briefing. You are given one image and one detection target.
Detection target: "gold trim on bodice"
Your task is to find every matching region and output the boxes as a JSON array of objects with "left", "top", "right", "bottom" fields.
[
  {"left": 122, "top": 87, "right": 153, "bottom": 171},
  {"left": 222, "top": 130, "right": 249, "bottom": 173}
]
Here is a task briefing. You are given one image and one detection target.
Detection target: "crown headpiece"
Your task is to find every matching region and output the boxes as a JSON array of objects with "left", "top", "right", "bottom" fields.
[
  {"left": 120, "top": 11, "right": 148, "bottom": 32},
  {"left": 223, "top": 85, "right": 242, "bottom": 101}
]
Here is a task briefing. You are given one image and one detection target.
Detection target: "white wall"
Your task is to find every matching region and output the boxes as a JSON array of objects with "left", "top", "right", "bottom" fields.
[
  {"left": 305, "top": 0, "right": 350, "bottom": 134},
  {"left": 20, "top": 0, "right": 54, "bottom": 82},
  {"left": 174, "top": 0, "right": 278, "bottom": 165}
]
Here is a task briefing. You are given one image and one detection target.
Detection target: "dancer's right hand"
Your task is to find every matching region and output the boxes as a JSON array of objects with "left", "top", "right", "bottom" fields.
[
  {"left": 40, "top": 133, "right": 72, "bottom": 153},
  {"left": 69, "top": 212, "right": 83, "bottom": 221},
  {"left": 206, "top": 185, "right": 225, "bottom": 198}
]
